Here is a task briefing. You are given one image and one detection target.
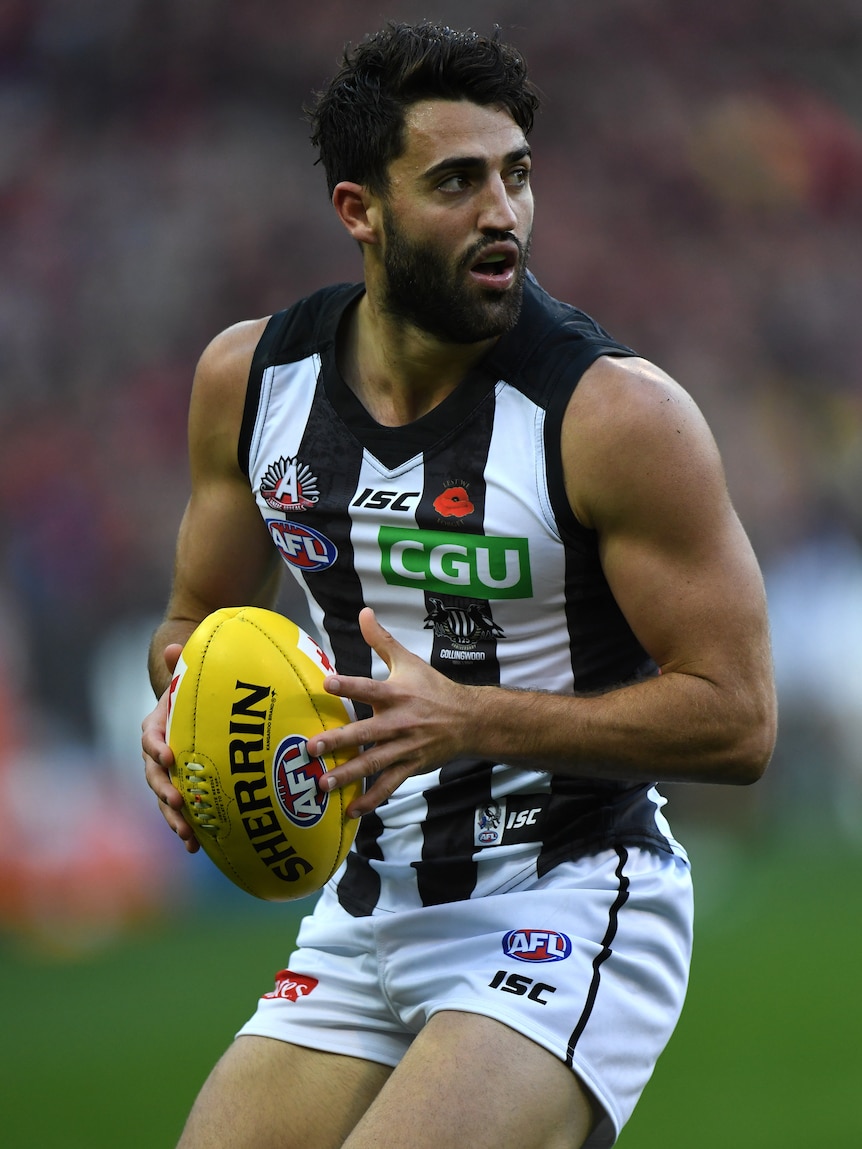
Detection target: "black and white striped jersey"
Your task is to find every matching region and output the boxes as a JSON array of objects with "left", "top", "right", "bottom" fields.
[{"left": 239, "top": 274, "right": 688, "bottom": 916}]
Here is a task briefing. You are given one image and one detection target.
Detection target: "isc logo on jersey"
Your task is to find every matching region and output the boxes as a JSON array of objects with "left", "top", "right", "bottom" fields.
[
  {"left": 502, "top": 929, "right": 573, "bottom": 963},
  {"left": 273, "top": 735, "right": 329, "bottom": 826}
]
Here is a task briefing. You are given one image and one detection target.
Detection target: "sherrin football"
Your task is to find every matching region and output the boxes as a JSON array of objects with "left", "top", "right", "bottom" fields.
[{"left": 165, "top": 606, "right": 361, "bottom": 901}]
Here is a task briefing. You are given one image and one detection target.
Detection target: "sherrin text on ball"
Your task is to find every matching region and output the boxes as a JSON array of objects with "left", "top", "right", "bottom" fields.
[{"left": 165, "top": 606, "right": 361, "bottom": 901}]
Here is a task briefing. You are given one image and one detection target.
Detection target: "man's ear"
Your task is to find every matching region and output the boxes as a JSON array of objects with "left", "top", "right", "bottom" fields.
[{"left": 332, "top": 182, "right": 381, "bottom": 245}]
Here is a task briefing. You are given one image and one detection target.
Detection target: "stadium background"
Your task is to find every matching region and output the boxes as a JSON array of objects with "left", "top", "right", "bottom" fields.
[{"left": 0, "top": 1, "right": 860, "bottom": 1144}]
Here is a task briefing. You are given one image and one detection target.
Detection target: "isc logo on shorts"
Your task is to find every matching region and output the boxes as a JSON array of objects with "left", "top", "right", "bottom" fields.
[
  {"left": 502, "top": 929, "right": 572, "bottom": 963},
  {"left": 273, "top": 736, "right": 328, "bottom": 825}
]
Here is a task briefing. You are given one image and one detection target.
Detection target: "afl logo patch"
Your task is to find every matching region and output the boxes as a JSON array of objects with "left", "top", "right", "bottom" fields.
[
  {"left": 502, "top": 929, "right": 573, "bottom": 963},
  {"left": 268, "top": 520, "right": 338, "bottom": 571},
  {"left": 273, "top": 736, "right": 328, "bottom": 826}
]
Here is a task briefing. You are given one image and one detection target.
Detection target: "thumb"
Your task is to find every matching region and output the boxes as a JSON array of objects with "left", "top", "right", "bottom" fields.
[
  {"left": 164, "top": 643, "right": 184, "bottom": 674},
  {"left": 358, "top": 607, "right": 399, "bottom": 671}
]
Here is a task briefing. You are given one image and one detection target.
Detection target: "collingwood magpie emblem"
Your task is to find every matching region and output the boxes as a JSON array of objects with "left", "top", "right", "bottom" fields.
[{"left": 423, "top": 596, "right": 504, "bottom": 657}]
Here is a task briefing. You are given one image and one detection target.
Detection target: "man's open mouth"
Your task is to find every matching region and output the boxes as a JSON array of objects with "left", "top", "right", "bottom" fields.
[{"left": 469, "top": 246, "right": 519, "bottom": 287}]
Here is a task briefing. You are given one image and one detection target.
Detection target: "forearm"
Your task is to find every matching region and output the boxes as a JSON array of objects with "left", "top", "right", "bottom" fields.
[{"left": 464, "top": 669, "right": 776, "bottom": 786}]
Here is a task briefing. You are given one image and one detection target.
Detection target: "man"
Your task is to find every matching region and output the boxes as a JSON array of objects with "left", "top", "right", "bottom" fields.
[{"left": 142, "top": 21, "right": 776, "bottom": 1149}]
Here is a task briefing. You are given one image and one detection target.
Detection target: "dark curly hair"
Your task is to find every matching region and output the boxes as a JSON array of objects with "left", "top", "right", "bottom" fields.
[{"left": 307, "top": 21, "right": 540, "bottom": 197}]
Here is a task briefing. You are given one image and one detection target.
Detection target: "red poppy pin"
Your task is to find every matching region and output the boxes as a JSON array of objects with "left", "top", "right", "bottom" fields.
[{"left": 433, "top": 486, "right": 474, "bottom": 518}]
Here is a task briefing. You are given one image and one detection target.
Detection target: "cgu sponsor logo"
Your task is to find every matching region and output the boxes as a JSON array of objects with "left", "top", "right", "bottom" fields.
[
  {"left": 268, "top": 519, "right": 337, "bottom": 572},
  {"left": 502, "top": 929, "right": 573, "bottom": 963},
  {"left": 273, "top": 736, "right": 328, "bottom": 826},
  {"left": 262, "top": 969, "right": 320, "bottom": 1002},
  {"left": 379, "top": 526, "right": 532, "bottom": 600},
  {"left": 229, "top": 682, "right": 314, "bottom": 884}
]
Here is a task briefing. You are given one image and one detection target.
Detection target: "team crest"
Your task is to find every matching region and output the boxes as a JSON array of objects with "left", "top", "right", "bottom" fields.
[
  {"left": 424, "top": 596, "right": 504, "bottom": 649},
  {"left": 475, "top": 801, "right": 504, "bottom": 846},
  {"left": 260, "top": 456, "right": 320, "bottom": 512}
]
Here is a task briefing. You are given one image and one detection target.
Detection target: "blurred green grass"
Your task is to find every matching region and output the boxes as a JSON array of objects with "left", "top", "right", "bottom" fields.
[{"left": 2, "top": 831, "right": 859, "bottom": 1147}]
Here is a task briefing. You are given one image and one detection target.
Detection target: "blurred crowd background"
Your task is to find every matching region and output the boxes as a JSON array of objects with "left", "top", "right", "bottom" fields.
[{"left": 0, "top": 0, "right": 860, "bottom": 951}]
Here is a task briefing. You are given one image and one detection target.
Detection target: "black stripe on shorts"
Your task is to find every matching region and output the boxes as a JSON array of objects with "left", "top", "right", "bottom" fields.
[{"left": 565, "top": 846, "right": 631, "bottom": 1066}]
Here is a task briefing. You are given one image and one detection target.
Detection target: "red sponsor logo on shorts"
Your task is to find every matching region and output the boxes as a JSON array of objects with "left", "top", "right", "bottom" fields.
[{"left": 262, "top": 969, "right": 319, "bottom": 1001}]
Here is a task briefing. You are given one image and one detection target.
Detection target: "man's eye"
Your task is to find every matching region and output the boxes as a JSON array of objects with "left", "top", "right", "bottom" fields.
[
  {"left": 507, "top": 167, "right": 530, "bottom": 187},
  {"left": 437, "top": 174, "right": 470, "bottom": 192}
]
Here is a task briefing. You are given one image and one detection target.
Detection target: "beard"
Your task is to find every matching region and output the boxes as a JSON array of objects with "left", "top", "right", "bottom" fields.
[{"left": 380, "top": 206, "right": 531, "bottom": 344}]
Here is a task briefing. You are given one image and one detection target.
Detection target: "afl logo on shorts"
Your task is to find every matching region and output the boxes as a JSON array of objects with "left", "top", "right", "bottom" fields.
[
  {"left": 273, "top": 736, "right": 328, "bottom": 826},
  {"left": 502, "top": 929, "right": 573, "bottom": 963}
]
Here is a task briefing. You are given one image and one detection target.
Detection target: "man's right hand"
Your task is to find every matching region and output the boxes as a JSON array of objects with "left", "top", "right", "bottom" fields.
[{"left": 141, "top": 643, "right": 200, "bottom": 852}]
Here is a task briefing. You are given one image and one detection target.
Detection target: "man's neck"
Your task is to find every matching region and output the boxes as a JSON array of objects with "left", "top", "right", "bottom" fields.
[{"left": 338, "top": 293, "right": 496, "bottom": 427}]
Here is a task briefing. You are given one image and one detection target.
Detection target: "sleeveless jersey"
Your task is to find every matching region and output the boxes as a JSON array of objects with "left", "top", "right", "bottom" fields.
[{"left": 240, "top": 274, "right": 688, "bottom": 917}]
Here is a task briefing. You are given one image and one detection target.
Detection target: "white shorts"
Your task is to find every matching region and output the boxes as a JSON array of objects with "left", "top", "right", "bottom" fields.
[{"left": 237, "top": 846, "right": 693, "bottom": 1148}]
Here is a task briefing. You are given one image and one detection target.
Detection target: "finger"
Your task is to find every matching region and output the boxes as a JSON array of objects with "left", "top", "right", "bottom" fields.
[
  {"left": 143, "top": 755, "right": 200, "bottom": 850},
  {"left": 164, "top": 642, "right": 183, "bottom": 673},
  {"left": 323, "top": 672, "right": 387, "bottom": 708},
  {"left": 358, "top": 606, "right": 401, "bottom": 670},
  {"left": 315, "top": 736, "right": 385, "bottom": 786},
  {"left": 141, "top": 725, "right": 175, "bottom": 773},
  {"left": 307, "top": 733, "right": 357, "bottom": 763},
  {"left": 143, "top": 752, "right": 182, "bottom": 804},
  {"left": 164, "top": 805, "right": 200, "bottom": 851},
  {"left": 345, "top": 764, "right": 414, "bottom": 818}
]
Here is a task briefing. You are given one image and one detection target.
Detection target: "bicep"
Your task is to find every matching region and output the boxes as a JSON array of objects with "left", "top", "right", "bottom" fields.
[
  {"left": 566, "top": 359, "right": 773, "bottom": 687},
  {"left": 600, "top": 489, "right": 770, "bottom": 684},
  {"left": 164, "top": 318, "right": 281, "bottom": 626},
  {"left": 167, "top": 482, "right": 282, "bottom": 624}
]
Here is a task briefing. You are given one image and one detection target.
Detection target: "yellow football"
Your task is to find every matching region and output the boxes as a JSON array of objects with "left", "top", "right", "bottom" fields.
[{"left": 165, "top": 606, "right": 361, "bottom": 901}]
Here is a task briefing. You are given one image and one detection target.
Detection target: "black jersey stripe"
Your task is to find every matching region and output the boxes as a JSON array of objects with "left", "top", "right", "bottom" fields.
[
  {"left": 292, "top": 386, "right": 373, "bottom": 680},
  {"left": 336, "top": 813, "right": 384, "bottom": 917},
  {"left": 565, "top": 846, "right": 631, "bottom": 1067},
  {"left": 239, "top": 310, "right": 289, "bottom": 478},
  {"left": 413, "top": 760, "right": 497, "bottom": 905},
  {"left": 290, "top": 376, "right": 391, "bottom": 916},
  {"left": 285, "top": 382, "right": 390, "bottom": 917},
  {"left": 415, "top": 384, "right": 502, "bottom": 687},
  {"left": 411, "top": 391, "right": 499, "bottom": 903}
]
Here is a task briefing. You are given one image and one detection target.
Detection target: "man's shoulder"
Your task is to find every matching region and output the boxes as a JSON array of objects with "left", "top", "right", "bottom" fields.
[
  {"left": 193, "top": 317, "right": 272, "bottom": 400},
  {"left": 259, "top": 282, "right": 365, "bottom": 365},
  {"left": 492, "top": 275, "right": 637, "bottom": 403},
  {"left": 198, "top": 282, "right": 364, "bottom": 386},
  {"left": 519, "top": 275, "right": 633, "bottom": 351}
]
